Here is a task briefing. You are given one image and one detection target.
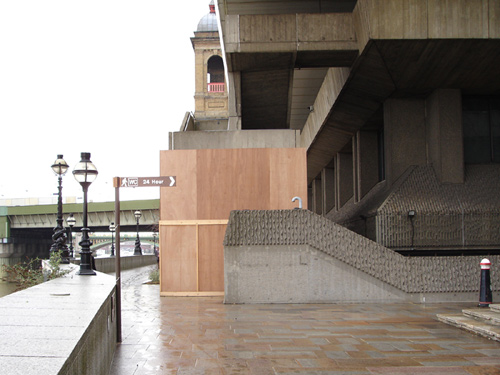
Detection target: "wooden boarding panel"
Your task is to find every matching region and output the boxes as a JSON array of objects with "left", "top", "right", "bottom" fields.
[
  {"left": 160, "top": 225, "right": 197, "bottom": 292},
  {"left": 198, "top": 224, "right": 226, "bottom": 292},
  {"left": 159, "top": 148, "right": 308, "bottom": 295},
  {"left": 160, "top": 150, "right": 197, "bottom": 220},
  {"left": 160, "top": 148, "right": 308, "bottom": 222},
  {"left": 269, "top": 148, "right": 308, "bottom": 209},
  {"left": 197, "top": 148, "right": 272, "bottom": 220}
]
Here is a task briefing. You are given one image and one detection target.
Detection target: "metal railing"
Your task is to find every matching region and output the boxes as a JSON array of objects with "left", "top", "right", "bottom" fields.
[{"left": 208, "top": 82, "right": 225, "bottom": 92}]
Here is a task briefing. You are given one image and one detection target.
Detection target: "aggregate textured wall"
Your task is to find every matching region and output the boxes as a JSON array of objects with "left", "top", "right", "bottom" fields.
[
  {"left": 224, "top": 210, "right": 500, "bottom": 303},
  {"left": 377, "top": 165, "right": 500, "bottom": 249}
]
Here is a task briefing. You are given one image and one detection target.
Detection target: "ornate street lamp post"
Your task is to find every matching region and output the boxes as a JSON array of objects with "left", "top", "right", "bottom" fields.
[
  {"left": 109, "top": 222, "right": 116, "bottom": 257},
  {"left": 50, "top": 154, "right": 70, "bottom": 263},
  {"left": 153, "top": 231, "right": 158, "bottom": 265},
  {"left": 133, "top": 210, "right": 142, "bottom": 255},
  {"left": 72, "top": 152, "right": 98, "bottom": 275},
  {"left": 66, "top": 213, "right": 76, "bottom": 258}
]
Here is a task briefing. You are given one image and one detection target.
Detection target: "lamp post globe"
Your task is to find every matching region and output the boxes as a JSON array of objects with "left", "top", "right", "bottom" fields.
[
  {"left": 66, "top": 213, "right": 76, "bottom": 258},
  {"left": 50, "top": 154, "right": 70, "bottom": 263},
  {"left": 133, "top": 210, "right": 142, "bottom": 255},
  {"left": 73, "top": 152, "right": 98, "bottom": 276},
  {"left": 109, "top": 222, "right": 116, "bottom": 257}
]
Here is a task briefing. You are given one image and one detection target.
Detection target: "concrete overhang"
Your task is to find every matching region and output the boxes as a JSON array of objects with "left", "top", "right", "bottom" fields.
[
  {"left": 304, "top": 38, "right": 500, "bottom": 182},
  {"left": 220, "top": 11, "right": 359, "bottom": 130},
  {"left": 216, "top": 0, "right": 500, "bottom": 182}
]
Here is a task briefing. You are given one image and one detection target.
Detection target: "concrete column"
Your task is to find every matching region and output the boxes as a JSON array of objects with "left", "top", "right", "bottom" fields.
[
  {"left": 426, "top": 89, "right": 464, "bottom": 184},
  {"left": 354, "top": 131, "right": 380, "bottom": 202},
  {"left": 312, "top": 178, "right": 323, "bottom": 215},
  {"left": 227, "top": 71, "right": 242, "bottom": 130},
  {"left": 321, "top": 167, "right": 335, "bottom": 214},
  {"left": 384, "top": 98, "right": 426, "bottom": 184},
  {"left": 307, "top": 185, "right": 313, "bottom": 211},
  {"left": 335, "top": 152, "right": 353, "bottom": 208}
]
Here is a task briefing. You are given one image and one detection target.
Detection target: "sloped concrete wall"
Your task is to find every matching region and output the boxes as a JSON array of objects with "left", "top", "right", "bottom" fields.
[
  {"left": 224, "top": 244, "right": 406, "bottom": 303},
  {"left": 224, "top": 209, "right": 500, "bottom": 303}
]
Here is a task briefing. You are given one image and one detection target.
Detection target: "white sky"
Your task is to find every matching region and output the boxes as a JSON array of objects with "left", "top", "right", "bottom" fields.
[{"left": 0, "top": 0, "right": 211, "bottom": 203}]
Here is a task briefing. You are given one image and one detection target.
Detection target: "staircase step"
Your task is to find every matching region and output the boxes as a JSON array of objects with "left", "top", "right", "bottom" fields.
[
  {"left": 489, "top": 304, "right": 500, "bottom": 313},
  {"left": 463, "top": 308, "right": 500, "bottom": 325},
  {"left": 437, "top": 313, "right": 500, "bottom": 342}
]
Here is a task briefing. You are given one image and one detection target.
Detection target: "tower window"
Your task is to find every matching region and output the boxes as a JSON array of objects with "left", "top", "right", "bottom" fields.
[{"left": 207, "top": 55, "right": 225, "bottom": 92}]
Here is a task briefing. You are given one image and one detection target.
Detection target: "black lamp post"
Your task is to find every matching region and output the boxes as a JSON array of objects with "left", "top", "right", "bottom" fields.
[
  {"left": 153, "top": 231, "right": 158, "bottom": 265},
  {"left": 72, "top": 152, "right": 98, "bottom": 275},
  {"left": 109, "top": 222, "right": 116, "bottom": 257},
  {"left": 50, "top": 154, "right": 70, "bottom": 263},
  {"left": 133, "top": 210, "right": 142, "bottom": 255},
  {"left": 66, "top": 213, "right": 76, "bottom": 258}
]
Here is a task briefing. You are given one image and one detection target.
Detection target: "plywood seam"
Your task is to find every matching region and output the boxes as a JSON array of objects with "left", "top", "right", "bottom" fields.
[{"left": 159, "top": 220, "right": 229, "bottom": 225}]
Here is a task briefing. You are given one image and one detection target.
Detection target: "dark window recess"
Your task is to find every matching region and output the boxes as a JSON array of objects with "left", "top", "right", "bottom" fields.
[
  {"left": 463, "top": 96, "right": 500, "bottom": 164},
  {"left": 207, "top": 56, "right": 224, "bottom": 83}
]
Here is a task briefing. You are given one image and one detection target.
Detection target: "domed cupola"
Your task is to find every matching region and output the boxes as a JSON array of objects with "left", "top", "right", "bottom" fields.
[{"left": 197, "top": 0, "right": 218, "bottom": 32}]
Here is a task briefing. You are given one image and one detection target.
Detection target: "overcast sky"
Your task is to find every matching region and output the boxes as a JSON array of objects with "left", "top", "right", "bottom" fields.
[{"left": 0, "top": 0, "right": 211, "bottom": 203}]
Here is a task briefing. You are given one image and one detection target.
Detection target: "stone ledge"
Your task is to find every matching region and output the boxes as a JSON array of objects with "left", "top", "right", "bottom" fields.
[
  {"left": 437, "top": 313, "right": 500, "bottom": 342},
  {"left": 0, "top": 266, "right": 117, "bottom": 375}
]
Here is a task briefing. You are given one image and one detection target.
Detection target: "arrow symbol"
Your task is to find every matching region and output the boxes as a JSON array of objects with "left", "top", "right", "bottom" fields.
[{"left": 169, "top": 176, "right": 176, "bottom": 187}]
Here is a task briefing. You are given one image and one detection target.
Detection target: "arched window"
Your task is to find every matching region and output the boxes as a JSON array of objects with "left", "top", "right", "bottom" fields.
[{"left": 207, "top": 55, "right": 225, "bottom": 93}]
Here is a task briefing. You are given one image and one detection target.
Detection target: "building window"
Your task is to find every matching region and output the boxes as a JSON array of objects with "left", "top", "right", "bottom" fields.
[
  {"left": 463, "top": 96, "right": 500, "bottom": 163},
  {"left": 207, "top": 55, "right": 225, "bottom": 92}
]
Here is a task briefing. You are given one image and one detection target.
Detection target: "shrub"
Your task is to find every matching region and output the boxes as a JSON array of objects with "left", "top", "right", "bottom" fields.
[
  {"left": 149, "top": 268, "right": 160, "bottom": 284},
  {"left": 2, "top": 251, "right": 69, "bottom": 291}
]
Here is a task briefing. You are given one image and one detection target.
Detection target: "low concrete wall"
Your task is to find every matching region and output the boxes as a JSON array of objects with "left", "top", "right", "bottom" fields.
[
  {"left": 225, "top": 244, "right": 407, "bottom": 304},
  {"left": 96, "top": 254, "right": 157, "bottom": 273},
  {"left": 71, "top": 254, "right": 157, "bottom": 274},
  {"left": 224, "top": 209, "right": 500, "bottom": 304},
  {"left": 0, "top": 266, "right": 117, "bottom": 374}
]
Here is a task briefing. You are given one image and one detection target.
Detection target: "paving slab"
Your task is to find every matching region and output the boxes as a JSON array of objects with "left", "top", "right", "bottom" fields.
[{"left": 110, "top": 266, "right": 500, "bottom": 374}]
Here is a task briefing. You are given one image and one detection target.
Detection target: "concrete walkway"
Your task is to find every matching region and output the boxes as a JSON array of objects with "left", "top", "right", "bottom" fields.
[{"left": 110, "top": 266, "right": 500, "bottom": 374}]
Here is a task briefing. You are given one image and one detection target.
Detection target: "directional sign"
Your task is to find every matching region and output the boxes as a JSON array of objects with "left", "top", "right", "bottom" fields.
[{"left": 119, "top": 176, "right": 176, "bottom": 188}]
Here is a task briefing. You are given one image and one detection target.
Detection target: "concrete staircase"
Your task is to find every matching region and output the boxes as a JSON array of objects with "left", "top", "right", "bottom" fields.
[{"left": 437, "top": 304, "right": 500, "bottom": 342}]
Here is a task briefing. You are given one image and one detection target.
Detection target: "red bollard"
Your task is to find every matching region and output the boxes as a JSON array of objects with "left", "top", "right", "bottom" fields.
[{"left": 479, "top": 258, "right": 492, "bottom": 308}]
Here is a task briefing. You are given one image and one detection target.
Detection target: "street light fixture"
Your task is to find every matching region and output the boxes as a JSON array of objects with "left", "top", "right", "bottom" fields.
[
  {"left": 73, "top": 152, "right": 98, "bottom": 275},
  {"left": 50, "top": 154, "right": 70, "bottom": 263},
  {"left": 109, "top": 222, "right": 116, "bottom": 257},
  {"left": 133, "top": 210, "right": 142, "bottom": 255},
  {"left": 66, "top": 213, "right": 76, "bottom": 258}
]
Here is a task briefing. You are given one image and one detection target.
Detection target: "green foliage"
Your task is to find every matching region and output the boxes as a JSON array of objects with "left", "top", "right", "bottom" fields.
[
  {"left": 149, "top": 268, "right": 160, "bottom": 284},
  {"left": 1, "top": 251, "right": 69, "bottom": 291}
]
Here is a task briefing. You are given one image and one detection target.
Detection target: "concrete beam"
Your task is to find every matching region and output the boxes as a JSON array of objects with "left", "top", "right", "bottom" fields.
[
  {"left": 170, "top": 129, "right": 299, "bottom": 150},
  {"left": 224, "top": 13, "right": 357, "bottom": 57}
]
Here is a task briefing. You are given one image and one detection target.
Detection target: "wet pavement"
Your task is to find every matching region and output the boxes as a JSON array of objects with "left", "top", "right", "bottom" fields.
[{"left": 110, "top": 266, "right": 500, "bottom": 374}]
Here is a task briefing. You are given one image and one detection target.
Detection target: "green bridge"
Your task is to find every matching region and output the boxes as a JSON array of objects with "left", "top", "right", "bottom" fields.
[{"left": 0, "top": 199, "right": 159, "bottom": 259}]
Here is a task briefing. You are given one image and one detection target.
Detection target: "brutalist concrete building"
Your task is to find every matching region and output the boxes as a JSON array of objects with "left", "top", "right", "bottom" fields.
[{"left": 168, "top": 0, "right": 500, "bottom": 303}]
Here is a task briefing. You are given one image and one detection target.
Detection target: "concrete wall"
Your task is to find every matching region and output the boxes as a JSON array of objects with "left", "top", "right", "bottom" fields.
[
  {"left": 169, "top": 129, "right": 299, "bottom": 150},
  {"left": 384, "top": 98, "right": 427, "bottom": 185},
  {"left": 224, "top": 209, "right": 500, "bottom": 304},
  {"left": 426, "top": 89, "right": 464, "bottom": 184},
  {"left": 90, "top": 254, "right": 157, "bottom": 274},
  {"left": 0, "top": 267, "right": 117, "bottom": 374},
  {"left": 224, "top": 244, "right": 407, "bottom": 304}
]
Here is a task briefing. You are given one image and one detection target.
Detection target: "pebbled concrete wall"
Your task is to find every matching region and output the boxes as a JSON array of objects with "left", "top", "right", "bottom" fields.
[{"left": 224, "top": 209, "right": 500, "bottom": 303}]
